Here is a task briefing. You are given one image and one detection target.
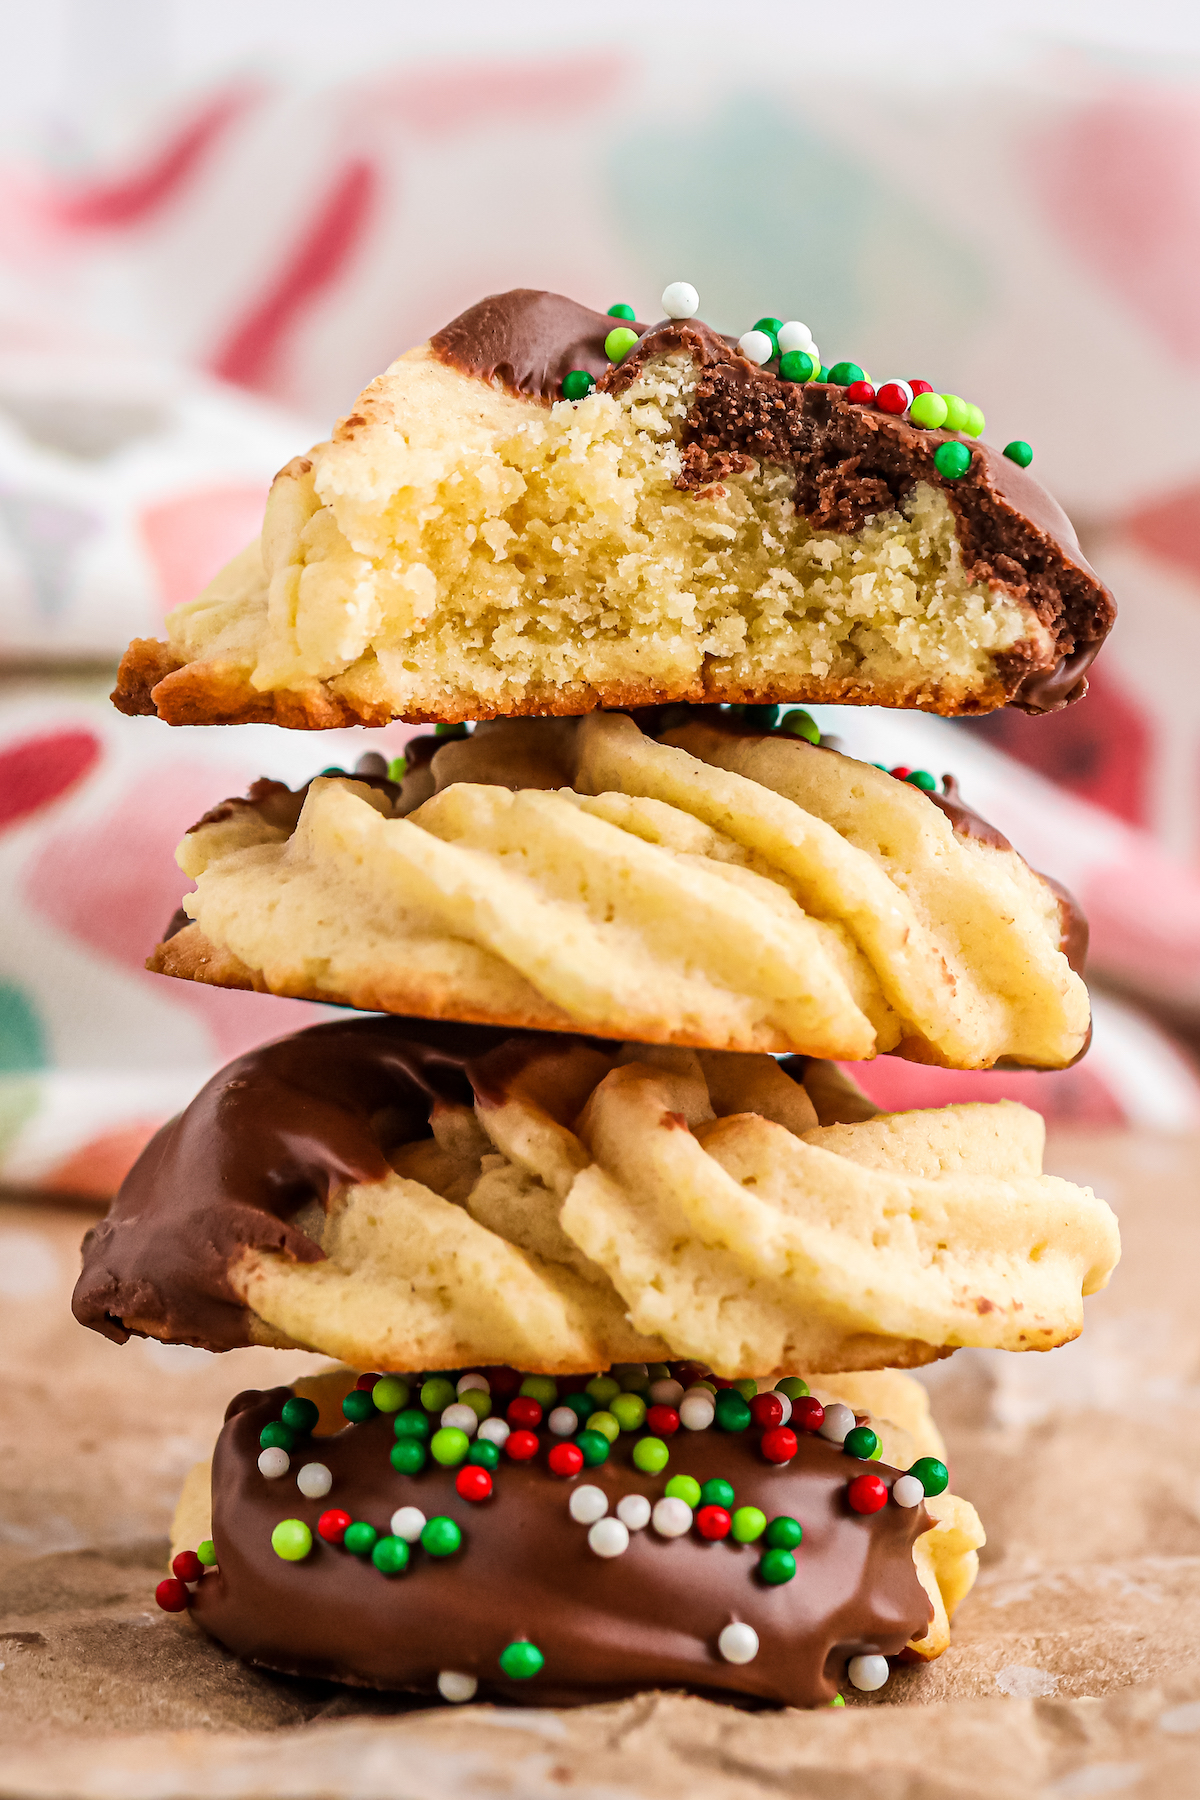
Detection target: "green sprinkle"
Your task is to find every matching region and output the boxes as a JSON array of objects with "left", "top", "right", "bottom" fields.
[
  {"left": 519, "top": 1375, "right": 558, "bottom": 1408},
  {"left": 259, "top": 1421, "right": 296, "bottom": 1452},
  {"left": 468, "top": 1438, "right": 500, "bottom": 1470},
  {"left": 430, "top": 1427, "right": 470, "bottom": 1467},
  {"left": 421, "top": 1377, "right": 457, "bottom": 1414},
  {"left": 765, "top": 1515, "right": 803, "bottom": 1550},
  {"left": 909, "top": 1456, "right": 949, "bottom": 1497},
  {"left": 421, "top": 1516, "right": 463, "bottom": 1558},
  {"left": 1004, "top": 439, "right": 1033, "bottom": 468},
  {"left": 818, "top": 365, "right": 831, "bottom": 382},
  {"left": 775, "top": 1377, "right": 810, "bottom": 1401},
  {"left": 828, "top": 361, "right": 864, "bottom": 386},
  {"left": 759, "top": 1547, "right": 797, "bottom": 1585},
  {"left": 753, "top": 315, "right": 784, "bottom": 337},
  {"left": 341, "top": 1390, "right": 375, "bottom": 1425},
  {"left": 270, "top": 1519, "right": 312, "bottom": 1562},
  {"left": 731, "top": 1506, "right": 767, "bottom": 1544},
  {"left": 280, "top": 1396, "right": 319, "bottom": 1435},
  {"left": 830, "top": 1693, "right": 846, "bottom": 1707},
  {"left": 647, "top": 1364, "right": 672, "bottom": 1382},
  {"left": 499, "top": 1639, "right": 544, "bottom": 1680},
  {"left": 779, "top": 710, "right": 819, "bottom": 745},
  {"left": 457, "top": 1388, "right": 492, "bottom": 1422},
  {"left": 909, "top": 391, "right": 949, "bottom": 429},
  {"left": 906, "top": 770, "right": 937, "bottom": 791},
  {"left": 870, "top": 1439, "right": 883, "bottom": 1460},
  {"left": 604, "top": 325, "right": 639, "bottom": 363},
  {"left": 933, "top": 441, "right": 972, "bottom": 480},
  {"left": 433, "top": 721, "right": 469, "bottom": 740},
  {"left": 731, "top": 1378, "right": 758, "bottom": 1402},
  {"left": 586, "top": 1411, "right": 619, "bottom": 1444},
  {"left": 196, "top": 1539, "right": 217, "bottom": 1567},
  {"left": 741, "top": 703, "right": 779, "bottom": 729},
  {"left": 370, "top": 1377, "right": 409, "bottom": 1415},
  {"left": 371, "top": 1535, "right": 410, "bottom": 1576},
  {"left": 632, "top": 1436, "right": 669, "bottom": 1475},
  {"left": 962, "top": 403, "right": 985, "bottom": 437},
  {"left": 393, "top": 1408, "right": 432, "bottom": 1440},
  {"left": 607, "top": 303, "right": 636, "bottom": 320},
  {"left": 586, "top": 1375, "right": 621, "bottom": 1406},
  {"left": 564, "top": 1393, "right": 596, "bottom": 1423},
  {"left": 714, "top": 1390, "right": 752, "bottom": 1433},
  {"left": 610, "top": 1394, "right": 647, "bottom": 1432},
  {"left": 575, "top": 1429, "right": 611, "bottom": 1467},
  {"left": 617, "top": 1364, "right": 651, "bottom": 1392},
  {"left": 778, "top": 349, "right": 815, "bottom": 383},
  {"left": 343, "top": 1521, "right": 378, "bottom": 1557},
  {"left": 940, "top": 394, "right": 970, "bottom": 433},
  {"left": 386, "top": 754, "right": 407, "bottom": 782},
  {"left": 699, "top": 1478, "right": 735, "bottom": 1510},
  {"left": 694, "top": 1380, "right": 718, "bottom": 1395},
  {"left": 390, "top": 1439, "right": 427, "bottom": 1475},
  {"left": 844, "top": 1426, "right": 880, "bottom": 1461},
  {"left": 561, "top": 368, "right": 595, "bottom": 401},
  {"left": 665, "top": 1475, "right": 702, "bottom": 1507}
]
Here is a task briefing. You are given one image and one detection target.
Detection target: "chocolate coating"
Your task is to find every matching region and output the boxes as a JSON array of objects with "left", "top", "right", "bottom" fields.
[
  {"left": 430, "top": 290, "right": 646, "bottom": 402},
  {"left": 191, "top": 1387, "right": 933, "bottom": 1708}
]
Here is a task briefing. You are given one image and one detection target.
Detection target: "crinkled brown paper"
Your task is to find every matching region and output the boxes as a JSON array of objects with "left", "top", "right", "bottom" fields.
[{"left": 2, "top": 1127, "right": 1199, "bottom": 1798}]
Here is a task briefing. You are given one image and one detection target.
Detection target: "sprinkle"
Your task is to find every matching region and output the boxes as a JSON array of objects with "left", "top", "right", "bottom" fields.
[
  {"left": 617, "top": 1493, "right": 652, "bottom": 1531},
  {"left": 847, "top": 380, "right": 876, "bottom": 406},
  {"left": 433, "top": 723, "right": 468, "bottom": 740},
  {"left": 564, "top": 1393, "right": 597, "bottom": 1424},
  {"left": 457, "top": 1373, "right": 489, "bottom": 1395},
  {"left": 344, "top": 1521, "right": 378, "bottom": 1556},
  {"left": 847, "top": 1473, "right": 889, "bottom": 1515},
  {"left": 908, "top": 1456, "right": 949, "bottom": 1497},
  {"left": 632, "top": 1436, "right": 670, "bottom": 1475},
  {"left": 906, "top": 769, "right": 937, "bottom": 791},
  {"left": 718, "top": 1622, "right": 759, "bottom": 1665},
  {"left": 909, "top": 391, "right": 949, "bottom": 429},
  {"left": 1004, "top": 439, "right": 1033, "bottom": 467},
  {"left": 260, "top": 1421, "right": 295, "bottom": 1452},
  {"left": 172, "top": 1550, "right": 203, "bottom": 1583},
  {"left": 731, "top": 1506, "right": 767, "bottom": 1544},
  {"left": 648, "top": 1378, "right": 685, "bottom": 1408},
  {"left": 505, "top": 1429, "right": 539, "bottom": 1462},
  {"left": 876, "top": 381, "right": 913, "bottom": 415},
  {"left": 759, "top": 1547, "right": 797, "bottom": 1585},
  {"left": 777, "top": 321, "right": 814, "bottom": 354},
  {"left": 317, "top": 1509, "right": 351, "bottom": 1544},
  {"left": 848, "top": 1653, "right": 890, "bottom": 1692},
  {"left": 561, "top": 369, "right": 596, "bottom": 403},
  {"left": 588, "top": 1517, "right": 630, "bottom": 1558},
  {"left": 665, "top": 1474, "right": 702, "bottom": 1507},
  {"left": 938, "top": 394, "right": 969, "bottom": 432},
  {"left": 341, "top": 1390, "right": 375, "bottom": 1425},
  {"left": 456, "top": 1466, "right": 493, "bottom": 1502},
  {"left": 844, "top": 1426, "right": 880, "bottom": 1461},
  {"left": 477, "top": 1417, "right": 511, "bottom": 1449},
  {"left": 438, "top": 1670, "right": 478, "bottom": 1703},
  {"left": 645, "top": 1404, "right": 680, "bottom": 1437},
  {"left": 699, "top": 1478, "right": 735, "bottom": 1510},
  {"left": 779, "top": 709, "right": 820, "bottom": 745},
  {"left": 441, "top": 1403, "right": 480, "bottom": 1438},
  {"left": 963, "top": 403, "right": 985, "bottom": 438},
  {"left": 271, "top": 1519, "right": 314, "bottom": 1561},
  {"left": 934, "top": 441, "right": 972, "bottom": 480},
  {"left": 258, "top": 1446, "right": 290, "bottom": 1479},
  {"left": 890, "top": 766, "right": 912, "bottom": 780},
  {"left": 679, "top": 1394, "right": 716, "bottom": 1431},
  {"left": 792, "top": 1397, "right": 825, "bottom": 1433},
  {"left": 909, "top": 379, "right": 934, "bottom": 396},
  {"left": 393, "top": 1408, "right": 432, "bottom": 1441},
  {"left": 749, "top": 1393, "right": 786, "bottom": 1430},
  {"left": 370, "top": 1377, "right": 409, "bottom": 1415},
  {"left": 569, "top": 1484, "right": 609, "bottom": 1524},
  {"left": 586, "top": 1411, "right": 620, "bottom": 1445},
  {"left": 714, "top": 1391, "right": 752, "bottom": 1433},
  {"left": 421, "top": 1517, "right": 463, "bottom": 1558},
  {"left": 604, "top": 326, "right": 639, "bottom": 363},
  {"left": 483, "top": 1366, "right": 522, "bottom": 1399},
  {"left": 387, "top": 755, "right": 407, "bottom": 781},
  {"left": 519, "top": 1375, "right": 558, "bottom": 1407},
  {"left": 155, "top": 1577, "right": 189, "bottom": 1612},
  {"left": 280, "top": 1396, "right": 319, "bottom": 1434},
  {"left": 753, "top": 315, "right": 784, "bottom": 339},
  {"left": 548, "top": 1442, "right": 584, "bottom": 1478},
  {"left": 576, "top": 1429, "right": 612, "bottom": 1467},
  {"left": 828, "top": 361, "right": 865, "bottom": 386},
  {"left": 741, "top": 703, "right": 779, "bottom": 729},
  {"left": 431, "top": 1427, "right": 471, "bottom": 1468},
  {"left": 818, "top": 365, "right": 831, "bottom": 382},
  {"left": 586, "top": 1375, "right": 621, "bottom": 1406},
  {"left": 765, "top": 1515, "right": 803, "bottom": 1549},
  {"left": 732, "top": 1379, "right": 759, "bottom": 1402},
  {"left": 469, "top": 1439, "right": 500, "bottom": 1471},
  {"left": 761, "top": 1427, "right": 799, "bottom": 1465},
  {"left": 696, "top": 1505, "right": 732, "bottom": 1540},
  {"left": 662, "top": 281, "right": 700, "bottom": 319},
  {"left": 610, "top": 1393, "right": 647, "bottom": 1432},
  {"left": 297, "top": 1462, "right": 332, "bottom": 1499},
  {"left": 892, "top": 1474, "right": 925, "bottom": 1508},
  {"left": 456, "top": 1389, "right": 492, "bottom": 1424},
  {"left": 647, "top": 1363, "right": 672, "bottom": 1381},
  {"left": 390, "top": 1505, "right": 426, "bottom": 1541},
  {"left": 652, "top": 1496, "right": 693, "bottom": 1537},
  {"left": 391, "top": 1439, "right": 427, "bottom": 1474},
  {"left": 606, "top": 303, "right": 636, "bottom": 320},
  {"left": 421, "top": 1377, "right": 457, "bottom": 1414},
  {"left": 738, "top": 329, "right": 775, "bottom": 366},
  {"left": 548, "top": 1405, "right": 579, "bottom": 1437},
  {"left": 507, "top": 1397, "right": 543, "bottom": 1430},
  {"left": 372, "top": 1535, "right": 410, "bottom": 1575},
  {"left": 196, "top": 1540, "right": 217, "bottom": 1567},
  {"left": 499, "top": 1639, "right": 544, "bottom": 1680},
  {"left": 778, "top": 350, "right": 816, "bottom": 383}
]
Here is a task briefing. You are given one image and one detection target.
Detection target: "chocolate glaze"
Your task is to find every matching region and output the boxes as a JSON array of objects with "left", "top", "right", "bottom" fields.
[
  {"left": 192, "top": 1386, "right": 933, "bottom": 1708},
  {"left": 429, "top": 291, "right": 1114, "bottom": 711}
]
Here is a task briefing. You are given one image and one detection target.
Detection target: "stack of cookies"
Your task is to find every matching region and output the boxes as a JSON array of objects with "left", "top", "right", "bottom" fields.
[{"left": 77, "top": 285, "right": 1121, "bottom": 1709}]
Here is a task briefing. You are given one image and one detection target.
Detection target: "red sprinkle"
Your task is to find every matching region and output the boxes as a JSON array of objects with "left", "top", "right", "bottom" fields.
[
  {"left": 171, "top": 1550, "right": 203, "bottom": 1584},
  {"left": 646, "top": 1404, "right": 680, "bottom": 1436},
  {"left": 675, "top": 1363, "right": 709, "bottom": 1389},
  {"left": 908, "top": 379, "right": 933, "bottom": 395},
  {"left": 507, "top": 1397, "right": 543, "bottom": 1429},
  {"left": 848, "top": 1473, "right": 889, "bottom": 1514},
  {"left": 548, "top": 1442, "right": 585, "bottom": 1478},
  {"left": 155, "top": 1577, "right": 190, "bottom": 1613},
  {"left": 876, "top": 382, "right": 910, "bottom": 415},
  {"left": 890, "top": 766, "right": 911, "bottom": 781},
  {"left": 749, "top": 1393, "right": 785, "bottom": 1430},
  {"left": 354, "top": 1372, "right": 380, "bottom": 1390},
  {"left": 761, "top": 1426, "right": 799, "bottom": 1465},
  {"left": 455, "top": 1465, "right": 494, "bottom": 1501},
  {"left": 847, "top": 380, "right": 876, "bottom": 405},
  {"left": 696, "top": 1505, "right": 732, "bottom": 1540},
  {"left": 506, "top": 1428, "right": 539, "bottom": 1462},
  {"left": 480, "top": 1365, "right": 522, "bottom": 1398},
  {"left": 791, "top": 1397, "right": 825, "bottom": 1433},
  {"left": 318, "top": 1508, "right": 352, "bottom": 1544}
]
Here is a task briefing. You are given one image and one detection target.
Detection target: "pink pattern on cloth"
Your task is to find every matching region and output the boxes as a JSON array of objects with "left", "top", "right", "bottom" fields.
[
  {"left": 0, "top": 729, "right": 102, "bottom": 832},
  {"left": 843, "top": 1059, "right": 1125, "bottom": 1127},
  {"left": 1123, "top": 482, "right": 1200, "bottom": 587},
  {"left": 139, "top": 485, "right": 269, "bottom": 615},
  {"left": 40, "top": 1122, "right": 163, "bottom": 1200},
  {"left": 369, "top": 51, "right": 627, "bottom": 135}
]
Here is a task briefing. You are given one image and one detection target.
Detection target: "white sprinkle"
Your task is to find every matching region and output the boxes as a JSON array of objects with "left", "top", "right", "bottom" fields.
[
  {"left": 257, "top": 1447, "right": 290, "bottom": 1479},
  {"left": 648, "top": 1378, "right": 684, "bottom": 1409},
  {"left": 680, "top": 1395, "right": 715, "bottom": 1431},
  {"left": 588, "top": 1517, "right": 630, "bottom": 1558},
  {"left": 718, "top": 1622, "right": 759, "bottom": 1665},
  {"left": 617, "top": 1494, "right": 652, "bottom": 1531},
  {"left": 661, "top": 281, "right": 699, "bottom": 319},
  {"left": 652, "top": 1496, "right": 693, "bottom": 1538},
  {"left": 569, "top": 1485, "right": 608, "bottom": 1526},
  {"left": 848, "top": 1653, "right": 890, "bottom": 1692},
  {"left": 738, "top": 329, "right": 775, "bottom": 365},
  {"left": 477, "top": 1417, "right": 510, "bottom": 1448},
  {"left": 776, "top": 321, "right": 813, "bottom": 354},
  {"left": 819, "top": 1403, "right": 856, "bottom": 1445},
  {"left": 774, "top": 1393, "right": 792, "bottom": 1425},
  {"left": 441, "top": 1402, "right": 478, "bottom": 1437},
  {"left": 892, "top": 1474, "right": 924, "bottom": 1508},
  {"left": 438, "top": 1670, "right": 478, "bottom": 1703},
  {"left": 296, "top": 1461, "right": 332, "bottom": 1499},
  {"left": 457, "top": 1373, "right": 489, "bottom": 1395},
  {"left": 548, "top": 1406, "right": 579, "bottom": 1437},
  {"left": 390, "top": 1506, "right": 426, "bottom": 1542}
]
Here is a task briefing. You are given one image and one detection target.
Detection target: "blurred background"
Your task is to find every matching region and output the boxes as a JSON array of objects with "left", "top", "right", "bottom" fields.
[{"left": 4, "top": 0, "right": 1200, "bottom": 1202}]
